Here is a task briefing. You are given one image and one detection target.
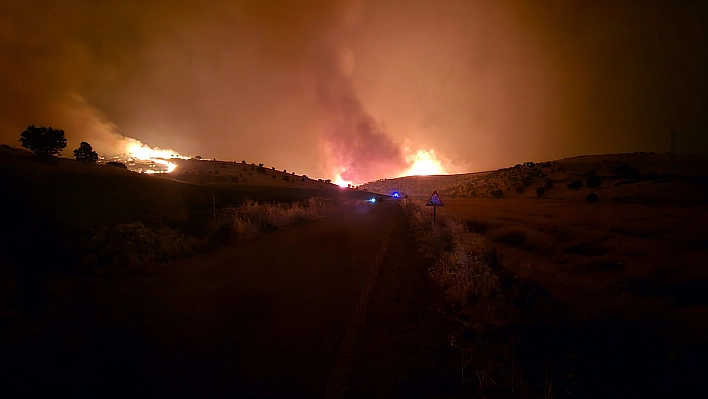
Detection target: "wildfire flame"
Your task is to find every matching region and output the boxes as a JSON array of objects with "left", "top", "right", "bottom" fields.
[
  {"left": 124, "top": 140, "right": 187, "bottom": 174},
  {"left": 404, "top": 149, "right": 447, "bottom": 176},
  {"left": 333, "top": 147, "right": 448, "bottom": 187},
  {"left": 334, "top": 175, "right": 353, "bottom": 188}
]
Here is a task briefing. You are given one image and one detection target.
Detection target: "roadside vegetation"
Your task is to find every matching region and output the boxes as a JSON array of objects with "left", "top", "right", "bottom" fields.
[
  {"left": 86, "top": 198, "right": 342, "bottom": 275},
  {"left": 402, "top": 200, "right": 577, "bottom": 398},
  {"left": 1, "top": 142, "right": 369, "bottom": 311},
  {"left": 401, "top": 154, "right": 708, "bottom": 398}
]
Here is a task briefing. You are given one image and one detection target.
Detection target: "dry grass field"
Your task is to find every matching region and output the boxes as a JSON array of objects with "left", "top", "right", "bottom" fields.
[
  {"left": 3, "top": 144, "right": 707, "bottom": 395},
  {"left": 388, "top": 153, "right": 708, "bottom": 396},
  {"left": 0, "top": 145, "right": 373, "bottom": 277},
  {"left": 442, "top": 197, "right": 708, "bottom": 335}
]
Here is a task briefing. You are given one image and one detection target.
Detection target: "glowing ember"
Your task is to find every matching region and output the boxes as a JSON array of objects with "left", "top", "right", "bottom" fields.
[
  {"left": 334, "top": 174, "right": 353, "bottom": 188},
  {"left": 123, "top": 139, "right": 187, "bottom": 174},
  {"left": 327, "top": 145, "right": 451, "bottom": 186},
  {"left": 404, "top": 149, "right": 447, "bottom": 176},
  {"left": 152, "top": 158, "right": 178, "bottom": 173}
]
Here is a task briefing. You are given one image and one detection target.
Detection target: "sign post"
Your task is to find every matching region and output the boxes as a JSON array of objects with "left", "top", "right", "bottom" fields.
[{"left": 425, "top": 190, "right": 444, "bottom": 223}]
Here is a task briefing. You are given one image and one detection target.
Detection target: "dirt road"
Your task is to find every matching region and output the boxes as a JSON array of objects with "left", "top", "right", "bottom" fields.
[{"left": 1, "top": 201, "right": 454, "bottom": 397}]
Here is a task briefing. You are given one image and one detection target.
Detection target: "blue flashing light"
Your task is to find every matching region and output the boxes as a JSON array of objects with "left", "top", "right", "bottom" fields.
[
  {"left": 368, "top": 198, "right": 377, "bottom": 203},
  {"left": 392, "top": 192, "right": 400, "bottom": 198}
]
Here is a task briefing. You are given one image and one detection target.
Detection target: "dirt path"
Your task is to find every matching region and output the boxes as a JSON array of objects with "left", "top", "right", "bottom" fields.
[{"left": 1, "top": 201, "right": 453, "bottom": 397}]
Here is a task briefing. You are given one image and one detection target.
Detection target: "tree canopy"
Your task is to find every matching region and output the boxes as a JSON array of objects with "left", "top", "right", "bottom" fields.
[
  {"left": 73, "top": 141, "right": 99, "bottom": 163},
  {"left": 19, "top": 125, "right": 66, "bottom": 158}
]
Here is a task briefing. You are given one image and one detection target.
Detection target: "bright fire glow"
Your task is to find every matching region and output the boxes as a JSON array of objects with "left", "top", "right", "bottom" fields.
[
  {"left": 334, "top": 174, "right": 353, "bottom": 188},
  {"left": 153, "top": 158, "right": 178, "bottom": 173},
  {"left": 328, "top": 146, "right": 451, "bottom": 186},
  {"left": 124, "top": 140, "right": 187, "bottom": 174},
  {"left": 404, "top": 149, "right": 447, "bottom": 176}
]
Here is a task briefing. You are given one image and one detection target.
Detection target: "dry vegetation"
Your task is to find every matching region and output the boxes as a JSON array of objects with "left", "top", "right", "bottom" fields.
[
  {"left": 398, "top": 153, "right": 708, "bottom": 397},
  {"left": 169, "top": 157, "right": 337, "bottom": 189},
  {"left": 0, "top": 145, "right": 370, "bottom": 278},
  {"left": 362, "top": 152, "right": 708, "bottom": 205}
]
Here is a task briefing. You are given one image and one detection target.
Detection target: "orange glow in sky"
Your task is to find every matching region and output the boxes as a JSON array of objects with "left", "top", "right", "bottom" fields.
[{"left": 403, "top": 149, "right": 447, "bottom": 176}]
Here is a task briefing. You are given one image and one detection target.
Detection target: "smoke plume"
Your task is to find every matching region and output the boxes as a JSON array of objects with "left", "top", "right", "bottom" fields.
[
  {"left": 1, "top": 1, "right": 705, "bottom": 178},
  {"left": 317, "top": 51, "right": 409, "bottom": 184}
]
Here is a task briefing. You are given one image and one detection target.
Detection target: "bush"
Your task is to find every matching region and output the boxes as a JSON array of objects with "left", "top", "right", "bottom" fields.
[
  {"left": 614, "top": 164, "right": 639, "bottom": 180},
  {"left": 545, "top": 179, "right": 554, "bottom": 190},
  {"left": 491, "top": 189, "right": 504, "bottom": 198},
  {"left": 587, "top": 192, "right": 598, "bottom": 202},
  {"left": 236, "top": 198, "right": 326, "bottom": 231},
  {"left": 586, "top": 175, "right": 602, "bottom": 188},
  {"left": 90, "top": 222, "right": 193, "bottom": 271},
  {"left": 536, "top": 187, "right": 545, "bottom": 196},
  {"left": 567, "top": 180, "right": 584, "bottom": 190},
  {"left": 515, "top": 186, "right": 525, "bottom": 194}
]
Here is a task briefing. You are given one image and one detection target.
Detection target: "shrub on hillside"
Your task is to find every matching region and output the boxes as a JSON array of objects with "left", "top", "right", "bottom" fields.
[
  {"left": 568, "top": 180, "right": 584, "bottom": 190},
  {"left": 536, "top": 187, "right": 545, "bottom": 196},
  {"left": 586, "top": 175, "right": 602, "bottom": 188},
  {"left": 491, "top": 189, "right": 504, "bottom": 198},
  {"left": 545, "top": 179, "right": 554, "bottom": 190},
  {"left": 515, "top": 186, "right": 525, "bottom": 194},
  {"left": 587, "top": 192, "right": 598, "bottom": 202},
  {"left": 614, "top": 164, "right": 639, "bottom": 179}
]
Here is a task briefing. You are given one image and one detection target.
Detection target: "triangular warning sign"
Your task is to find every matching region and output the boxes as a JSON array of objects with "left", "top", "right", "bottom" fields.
[{"left": 425, "top": 190, "right": 444, "bottom": 207}]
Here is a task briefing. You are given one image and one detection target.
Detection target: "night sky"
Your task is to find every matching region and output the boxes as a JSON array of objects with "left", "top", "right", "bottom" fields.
[{"left": 1, "top": 0, "right": 706, "bottom": 183}]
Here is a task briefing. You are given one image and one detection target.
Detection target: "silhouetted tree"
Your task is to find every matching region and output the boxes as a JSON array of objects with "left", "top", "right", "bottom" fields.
[
  {"left": 19, "top": 125, "right": 66, "bottom": 158},
  {"left": 73, "top": 141, "right": 98, "bottom": 163}
]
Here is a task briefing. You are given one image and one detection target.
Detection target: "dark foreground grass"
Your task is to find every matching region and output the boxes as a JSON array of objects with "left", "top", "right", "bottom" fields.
[
  {"left": 0, "top": 151, "right": 368, "bottom": 306},
  {"left": 402, "top": 201, "right": 706, "bottom": 398}
]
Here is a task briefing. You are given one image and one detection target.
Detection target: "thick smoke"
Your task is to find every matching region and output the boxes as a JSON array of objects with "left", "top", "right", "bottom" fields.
[
  {"left": 317, "top": 50, "right": 409, "bottom": 184},
  {"left": 0, "top": 0, "right": 187, "bottom": 157},
  {"left": 1, "top": 0, "right": 705, "bottom": 177}
]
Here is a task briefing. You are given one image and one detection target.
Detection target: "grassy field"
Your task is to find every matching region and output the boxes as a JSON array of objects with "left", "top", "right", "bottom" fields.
[
  {"left": 0, "top": 146, "right": 373, "bottom": 279},
  {"left": 396, "top": 153, "right": 708, "bottom": 396}
]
